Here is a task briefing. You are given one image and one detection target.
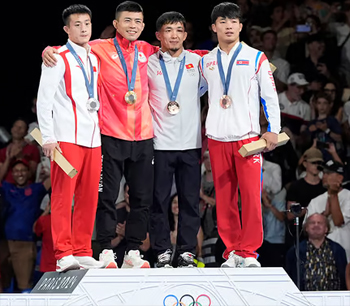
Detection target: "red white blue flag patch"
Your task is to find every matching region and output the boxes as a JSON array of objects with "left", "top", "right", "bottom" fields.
[{"left": 236, "top": 60, "right": 249, "bottom": 65}]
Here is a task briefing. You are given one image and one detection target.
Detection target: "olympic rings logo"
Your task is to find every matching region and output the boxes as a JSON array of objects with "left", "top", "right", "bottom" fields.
[{"left": 163, "top": 294, "right": 211, "bottom": 306}]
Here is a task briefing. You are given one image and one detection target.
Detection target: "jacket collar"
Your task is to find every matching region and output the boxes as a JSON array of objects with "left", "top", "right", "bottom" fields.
[{"left": 115, "top": 31, "right": 137, "bottom": 51}]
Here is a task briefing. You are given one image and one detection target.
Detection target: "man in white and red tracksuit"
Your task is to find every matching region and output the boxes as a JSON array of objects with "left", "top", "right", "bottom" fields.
[
  {"left": 200, "top": 2, "right": 281, "bottom": 268},
  {"left": 36, "top": 4, "right": 107, "bottom": 272}
]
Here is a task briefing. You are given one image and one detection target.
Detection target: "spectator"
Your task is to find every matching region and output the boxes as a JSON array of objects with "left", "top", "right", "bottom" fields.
[
  {"left": 307, "top": 92, "right": 343, "bottom": 161},
  {"left": 279, "top": 73, "right": 311, "bottom": 147},
  {"left": 33, "top": 202, "right": 56, "bottom": 273},
  {"left": 286, "top": 213, "right": 347, "bottom": 291},
  {"left": 285, "top": 147, "right": 326, "bottom": 250},
  {"left": 268, "top": 0, "right": 296, "bottom": 58},
  {"left": 261, "top": 29, "right": 290, "bottom": 93},
  {"left": 298, "top": 0, "right": 330, "bottom": 24},
  {"left": 286, "top": 14, "right": 322, "bottom": 69},
  {"left": 258, "top": 159, "right": 286, "bottom": 268},
  {"left": 200, "top": 150, "right": 217, "bottom": 240},
  {"left": 0, "top": 118, "right": 40, "bottom": 185},
  {"left": 323, "top": 81, "right": 343, "bottom": 121},
  {"left": 305, "top": 159, "right": 350, "bottom": 261},
  {"left": 1, "top": 159, "right": 50, "bottom": 292}
]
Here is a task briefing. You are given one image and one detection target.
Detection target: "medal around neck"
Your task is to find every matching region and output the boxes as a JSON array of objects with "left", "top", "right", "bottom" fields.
[
  {"left": 220, "top": 95, "right": 232, "bottom": 109},
  {"left": 87, "top": 98, "right": 100, "bottom": 112},
  {"left": 167, "top": 101, "right": 180, "bottom": 115},
  {"left": 125, "top": 91, "right": 137, "bottom": 105}
]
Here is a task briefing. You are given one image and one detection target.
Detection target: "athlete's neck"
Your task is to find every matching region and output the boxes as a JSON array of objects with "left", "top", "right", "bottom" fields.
[{"left": 219, "top": 39, "right": 240, "bottom": 55}]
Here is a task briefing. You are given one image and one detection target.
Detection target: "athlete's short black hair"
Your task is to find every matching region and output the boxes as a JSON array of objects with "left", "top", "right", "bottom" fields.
[
  {"left": 211, "top": 2, "right": 242, "bottom": 24},
  {"left": 62, "top": 4, "right": 92, "bottom": 26},
  {"left": 115, "top": 1, "right": 143, "bottom": 20},
  {"left": 155, "top": 11, "right": 186, "bottom": 32}
]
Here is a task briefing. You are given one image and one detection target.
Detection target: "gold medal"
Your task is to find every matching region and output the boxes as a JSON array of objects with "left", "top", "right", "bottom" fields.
[
  {"left": 167, "top": 101, "right": 180, "bottom": 115},
  {"left": 125, "top": 91, "right": 137, "bottom": 105},
  {"left": 220, "top": 95, "right": 232, "bottom": 109}
]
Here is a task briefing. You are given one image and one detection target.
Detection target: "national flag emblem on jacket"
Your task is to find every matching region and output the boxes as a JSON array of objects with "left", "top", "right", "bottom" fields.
[
  {"left": 186, "top": 63, "right": 194, "bottom": 69},
  {"left": 236, "top": 60, "right": 249, "bottom": 65}
]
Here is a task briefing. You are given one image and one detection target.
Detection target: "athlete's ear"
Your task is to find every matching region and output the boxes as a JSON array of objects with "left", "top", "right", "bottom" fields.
[
  {"left": 113, "top": 19, "right": 118, "bottom": 30},
  {"left": 63, "top": 25, "right": 69, "bottom": 35},
  {"left": 239, "top": 22, "right": 243, "bottom": 33},
  {"left": 211, "top": 23, "right": 217, "bottom": 34},
  {"left": 155, "top": 31, "right": 161, "bottom": 41}
]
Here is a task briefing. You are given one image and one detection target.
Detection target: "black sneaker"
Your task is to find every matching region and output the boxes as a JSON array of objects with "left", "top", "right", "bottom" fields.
[
  {"left": 156, "top": 249, "right": 172, "bottom": 268},
  {"left": 177, "top": 252, "right": 196, "bottom": 268}
]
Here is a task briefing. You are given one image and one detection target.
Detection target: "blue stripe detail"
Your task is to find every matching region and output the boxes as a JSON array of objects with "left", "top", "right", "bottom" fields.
[
  {"left": 261, "top": 97, "right": 271, "bottom": 132},
  {"left": 255, "top": 51, "right": 262, "bottom": 72}
]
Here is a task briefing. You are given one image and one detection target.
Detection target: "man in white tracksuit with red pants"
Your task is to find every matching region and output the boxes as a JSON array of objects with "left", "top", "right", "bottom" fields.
[
  {"left": 200, "top": 2, "right": 281, "bottom": 268},
  {"left": 36, "top": 5, "right": 109, "bottom": 272}
]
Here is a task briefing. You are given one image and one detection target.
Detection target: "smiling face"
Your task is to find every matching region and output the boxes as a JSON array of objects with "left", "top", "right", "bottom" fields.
[
  {"left": 113, "top": 11, "right": 144, "bottom": 41},
  {"left": 64, "top": 13, "right": 92, "bottom": 47},
  {"left": 212, "top": 17, "right": 242, "bottom": 47},
  {"left": 12, "top": 163, "right": 29, "bottom": 187}
]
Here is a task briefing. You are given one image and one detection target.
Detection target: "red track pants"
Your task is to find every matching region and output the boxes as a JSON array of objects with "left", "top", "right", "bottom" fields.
[
  {"left": 50, "top": 142, "right": 101, "bottom": 260},
  {"left": 208, "top": 137, "right": 263, "bottom": 259}
]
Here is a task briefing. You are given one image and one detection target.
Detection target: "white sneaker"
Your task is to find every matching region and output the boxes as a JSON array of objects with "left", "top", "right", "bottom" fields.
[
  {"left": 244, "top": 257, "right": 261, "bottom": 267},
  {"left": 121, "top": 250, "right": 150, "bottom": 268},
  {"left": 74, "top": 256, "right": 105, "bottom": 269},
  {"left": 99, "top": 249, "right": 118, "bottom": 269},
  {"left": 56, "top": 255, "right": 80, "bottom": 272},
  {"left": 221, "top": 251, "right": 245, "bottom": 268}
]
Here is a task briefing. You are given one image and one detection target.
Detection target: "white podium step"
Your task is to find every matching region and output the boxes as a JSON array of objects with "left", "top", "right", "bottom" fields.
[{"left": 0, "top": 268, "right": 349, "bottom": 306}]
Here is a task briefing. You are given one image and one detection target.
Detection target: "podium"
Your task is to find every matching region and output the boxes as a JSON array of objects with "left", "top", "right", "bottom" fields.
[{"left": 0, "top": 268, "right": 349, "bottom": 306}]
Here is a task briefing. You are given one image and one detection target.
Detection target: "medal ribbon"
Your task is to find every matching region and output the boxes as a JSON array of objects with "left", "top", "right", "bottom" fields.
[
  {"left": 113, "top": 37, "right": 138, "bottom": 92},
  {"left": 159, "top": 53, "right": 186, "bottom": 102},
  {"left": 66, "top": 41, "right": 95, "bottom": 98},
  {"left": 217, "top": 42, "right": 242, "bottom": 95}
]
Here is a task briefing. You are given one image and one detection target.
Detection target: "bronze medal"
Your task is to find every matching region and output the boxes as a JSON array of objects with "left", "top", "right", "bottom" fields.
[
  {"left": 220, "top": 95, "right": 232, "bottom": 109},
  {"left": 167, "top": 101, "right": 180, "bottom": 115}
]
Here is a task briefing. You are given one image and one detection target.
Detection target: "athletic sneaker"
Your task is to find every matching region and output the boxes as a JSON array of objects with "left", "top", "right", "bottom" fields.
[
  {"left": 99, "top": 249, "right": 118, "bottom": 269},
  {"left": 177, "top": 252, "right": 196, "bottom": 268},
  {"left": 221, "top": 251, "right": 245, "bottom": 268},
  {"left": 156, "top": 249, "right": 173, "bottom": 268},
  {"left": 56, "top": 255, "right": 80, "bottom": 272},
  {"left": 244, "top": 257, "right": 261, "bottom": 267},
  {"left": 74, "top": 256, "right": 105, "bottom": 269},
  {"left": 121, "top": 250, "right": 150, "bottom": 268}
]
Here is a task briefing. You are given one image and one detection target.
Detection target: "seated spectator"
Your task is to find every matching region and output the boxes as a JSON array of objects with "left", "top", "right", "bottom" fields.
[
  {"left": 285, "top": 147, "right": 326, "bottom": 251},
  {"left": 0, "top": 118, "right": 40, "bottom": 184},
  {"left": 258, "top": 158, "right": 286, "bottom": 268},
  {"left": 306, "top": 92, "right": 343, "bottom": 161},
  {"left": 286, "top": 213, "right": 347, "bottom": 291},
  {"left": 1, "top": 159, "right": 50, "bottom": 292},
  {"left": 323, "top": 81, "right": 343, "bottom": 121},
  {"left": 33, "top": 202, "right": 56, "bottom": 273},
  {"left": 261, "top": 29, "right": 290, "bottom": 93},
  {"left": 305, "top": 160, "right": 350, "bottom": 262},
  {"left": 112, "top": 183, "right": 152, "bottom": 268}
]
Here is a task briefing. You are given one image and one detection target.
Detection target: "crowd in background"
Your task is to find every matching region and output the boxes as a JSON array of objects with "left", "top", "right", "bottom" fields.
[{"left": 0, "top": 0, "right": 350, "bottom": 293}]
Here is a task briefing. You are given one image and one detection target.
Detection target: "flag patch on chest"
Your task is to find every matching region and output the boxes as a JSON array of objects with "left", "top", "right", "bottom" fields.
[{"left": 236, "top": 60, "right": 249, "bottom": 65}]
